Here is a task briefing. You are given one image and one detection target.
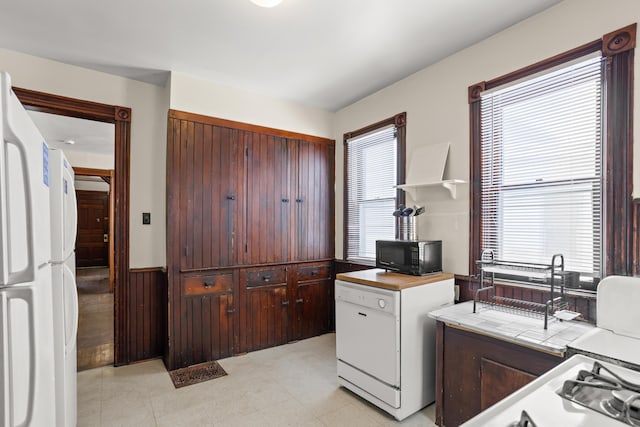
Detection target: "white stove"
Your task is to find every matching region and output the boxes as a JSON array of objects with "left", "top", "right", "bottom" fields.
[{"left": 463, "top": 276, "right": 640, "bottom": 427}]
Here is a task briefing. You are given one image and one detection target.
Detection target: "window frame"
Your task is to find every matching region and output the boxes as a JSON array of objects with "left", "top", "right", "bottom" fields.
[
  {"left": 343, "top": 112, "right": 407, "bottom": 261},
  {"left": 469, "top": 24, "right": 636, "bottom": 280}
]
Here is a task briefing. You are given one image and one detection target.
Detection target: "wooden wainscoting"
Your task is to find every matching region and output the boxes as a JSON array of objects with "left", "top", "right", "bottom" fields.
[{"left": 129, "top": 268, "right": 167, "bottom": 362}]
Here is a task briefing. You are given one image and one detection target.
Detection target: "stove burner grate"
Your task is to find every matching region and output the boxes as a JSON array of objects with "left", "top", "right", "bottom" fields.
[
  {"left": 558, "top": 361, "right": 640, "bottom": 426},
  {"left": 508, "top": 410, "right": 537, "bottom": 427}
]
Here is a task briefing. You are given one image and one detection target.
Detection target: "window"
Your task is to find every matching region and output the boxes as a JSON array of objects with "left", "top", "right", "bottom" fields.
[
  {"left": 344, "top": 113, "right": 406, "bottom": 261},
  {"left": 480, "top": 57, "right": 603, "bottom": 279},
  {"left": 469, "top": 24, "right": 635, "bottom": 285}
]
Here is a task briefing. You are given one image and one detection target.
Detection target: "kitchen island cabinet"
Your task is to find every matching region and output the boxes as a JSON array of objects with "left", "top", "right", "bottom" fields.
[
  {"left": 165, "top": 110, "right": 334, "bottom": 370},
  {"left": 430, "top": 302, "right": 594, "bottom": 426},
  {"left": 435, "top": 322, "right": 562, "bottom": 426}
]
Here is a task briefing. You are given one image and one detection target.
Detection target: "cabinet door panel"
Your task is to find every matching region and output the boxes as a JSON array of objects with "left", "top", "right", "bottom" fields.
[
  {"left": 245, "top": 285, "right": 289, "bottom": 352},
  {"left": 178, "top": 292, "right": 234, "bottom": 368},
  {"left": 480, "top": 358, "right": 536, "bottom": 410},
  {"left": 179, "top": 123, "right": 238, "bottom": 270},
  {"left": 294, "top": 279, "right": 331, "bottom": 340},
  {"left": 243, "top": 133, "right": 289, "bottom": 265},
  {"left": 293, "top": 140, "right": 334, "bottom": 261}
]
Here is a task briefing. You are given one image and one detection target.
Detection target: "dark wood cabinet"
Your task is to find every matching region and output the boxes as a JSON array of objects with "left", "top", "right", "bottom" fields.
[
  {"left": 291, "top": 261, "right": 333, "bottom": 340},
  {"left": 174, "top": 120, "right": 241, "bottom": 271},
  {"left": 243, "top": 133, "right": 290, "bottom": 265},
  {"left": 241, "top": 266, "right": 289, "bottom": 352},
  {"left": 177, "top": 271, "right": 236, "bottom": 366},
  {"left": 435, "top": 321, "right": 562, "bottom": 426},
  {"left": 291, "top": 140, "right": 335, "bottom": 262},
  {"left": 166, "top": 110, "right": 335, "bottom": 370}
]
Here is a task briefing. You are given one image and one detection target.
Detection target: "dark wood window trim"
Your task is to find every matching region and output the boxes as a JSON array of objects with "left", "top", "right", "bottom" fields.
[
  {"left": 13, "top": 87, "right": 132, "bottom": 366},
  {"left": 468, "top": 23, "right": 636, "bottom": 278},
  {"left": 342, "top": 112, "right": 406, "bottom": 260}
]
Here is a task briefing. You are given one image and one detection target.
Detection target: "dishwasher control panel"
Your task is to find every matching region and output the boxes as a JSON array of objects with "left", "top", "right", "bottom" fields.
[{"left": 335, "top": 280, "right": 400, "bottom": 315}]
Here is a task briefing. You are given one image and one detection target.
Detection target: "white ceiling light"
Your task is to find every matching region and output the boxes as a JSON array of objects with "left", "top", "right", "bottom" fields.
[{"left": 250, "top": 0, "right": 283, "bottom": 7}]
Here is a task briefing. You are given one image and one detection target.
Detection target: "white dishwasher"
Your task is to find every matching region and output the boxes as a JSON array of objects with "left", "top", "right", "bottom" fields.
[{"left": 335, "top": 272, "right": 454, "bottom": 421}]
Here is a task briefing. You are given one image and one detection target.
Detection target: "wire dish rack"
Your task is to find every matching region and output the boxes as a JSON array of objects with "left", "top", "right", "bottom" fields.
[{"left": 473, "top": 250, "right": 570, "bottom": 329}]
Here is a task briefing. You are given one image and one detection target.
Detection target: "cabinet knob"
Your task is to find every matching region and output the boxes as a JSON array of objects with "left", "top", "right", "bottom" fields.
[
  {"left": 262, "top": 276, "right": 270, "bottom": 282},
  {"left": 296, "top": 298, "right": 304, "bottom": 304},
  {"left": 281, "top": 198, "right": 289, "bottom": 203},
  {"left": 295, "top": 198, "right": 303, "bottom": 203},
  {"left": 226, "top": 195, "right": 236, "bottom": 200},
  {"left": 282, "top": 300, "right": 290, "bottom": 306}
]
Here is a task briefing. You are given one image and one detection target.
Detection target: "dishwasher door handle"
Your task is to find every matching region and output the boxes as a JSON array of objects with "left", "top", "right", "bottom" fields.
[{"left": 358, "top": 312, "right": 367, "bottom": 317}]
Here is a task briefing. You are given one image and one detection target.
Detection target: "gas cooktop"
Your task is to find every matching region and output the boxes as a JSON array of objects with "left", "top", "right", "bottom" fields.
[{"left": 558, "top": 360, "right": 640, "bottom": 426}]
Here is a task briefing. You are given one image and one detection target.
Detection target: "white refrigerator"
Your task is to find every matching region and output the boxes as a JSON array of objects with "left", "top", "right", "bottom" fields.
[
  {"left": 0, "top": 72, "right": 58, "bottom": 425},
  {"left": 49, "top": 148, "right": 79, "bottom": 427}
]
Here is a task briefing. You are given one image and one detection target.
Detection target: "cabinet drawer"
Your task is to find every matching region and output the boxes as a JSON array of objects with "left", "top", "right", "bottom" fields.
[
  {"left": 182, "top": 272, "right": 233, "bottom": 296},
  {"left": 245, "top": 266, "right": 287, "bottom": 288},
  {"left": 297, "top": 263, "right": 332, "bottom": 282}
]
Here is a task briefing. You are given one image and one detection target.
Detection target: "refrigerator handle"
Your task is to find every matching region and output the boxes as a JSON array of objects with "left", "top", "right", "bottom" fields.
[
  {"left": 0, "top": 140, "right": 36, "bottom": 285},
  {"left": 70, "top": 172, "right": 78, "bottom": 245},
  {"left": 0, "top": 290, "right": 37, "bottom": 427},
  {"left": 63, "top": 262, "right": 79, "bottom": 348},
  {"left": 0, "top": 293, "right": 9, "bottom": 427}
]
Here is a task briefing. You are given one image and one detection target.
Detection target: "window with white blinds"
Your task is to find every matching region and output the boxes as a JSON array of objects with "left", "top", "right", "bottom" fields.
[
  {"left": 346, "top": 125, "right": 398, "bottom": 261},
  {"left": 480, "top": 56, "right": 603, "bottom": 279}
]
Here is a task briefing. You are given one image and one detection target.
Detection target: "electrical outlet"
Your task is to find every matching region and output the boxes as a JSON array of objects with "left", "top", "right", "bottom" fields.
[{"left": 142, "top": 212, "right": 151, "bottom": 225}]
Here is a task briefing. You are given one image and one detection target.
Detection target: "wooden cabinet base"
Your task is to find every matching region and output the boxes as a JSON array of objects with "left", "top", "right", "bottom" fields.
[{"left": 435, "top": 322, "right": 562, "bottom": 426}]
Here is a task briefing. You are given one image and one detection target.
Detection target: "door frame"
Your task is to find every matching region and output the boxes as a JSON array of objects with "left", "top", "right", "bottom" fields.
[
  {"left": 74, "top": 168, "right": 115, "bottom": 292},
  {"left": 14, "top": 87, "right": 131, "bottom": 366}
]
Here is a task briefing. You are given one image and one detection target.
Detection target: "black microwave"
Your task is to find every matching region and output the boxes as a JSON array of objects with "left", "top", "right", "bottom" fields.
[{"left": 376, "top": 240, "right": 442, "bottom": 276}]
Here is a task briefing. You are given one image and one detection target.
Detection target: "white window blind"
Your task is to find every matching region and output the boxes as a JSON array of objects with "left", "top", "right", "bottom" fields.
[
  {"left": 480, "top": 56, "right": 603, "bottom": 279},
  {"left": 346, "top": 125, "right": 397, "bottom": 260}
]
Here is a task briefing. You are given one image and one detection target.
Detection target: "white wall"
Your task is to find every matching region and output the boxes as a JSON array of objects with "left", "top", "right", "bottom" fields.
[
  {"left": 75, "top": 179, "right": 110, "bottom": 193},
  {"left": 170, "top": 72, "right": 334, "bottom": 139},
  {"left": 334, "top": 0, "right": 640, "bottom": 275},
  {"left": 0, "top": 48, "right": 169, "bottom": 268},
  {"left": 64, "top": 150, "right": 114, "bottom": 170}
]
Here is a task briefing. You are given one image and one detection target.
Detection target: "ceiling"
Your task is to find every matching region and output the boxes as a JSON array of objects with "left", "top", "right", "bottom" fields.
[
  {"left": 28, "top": 111, "right": 115, "bottom": 156},
  {"left": 0, "top": 0, "right": 562, "bottom": 111}
]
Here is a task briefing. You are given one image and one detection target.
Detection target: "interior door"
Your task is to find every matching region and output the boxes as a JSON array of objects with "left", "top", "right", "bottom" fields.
[{"left": 75, "top": 190, "right": 109, "bottom": 267}]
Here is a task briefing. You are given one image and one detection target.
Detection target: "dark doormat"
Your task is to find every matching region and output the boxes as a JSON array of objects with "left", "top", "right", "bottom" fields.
[{"left": 168, "top": 361, "right": 228, "bottom": 389}]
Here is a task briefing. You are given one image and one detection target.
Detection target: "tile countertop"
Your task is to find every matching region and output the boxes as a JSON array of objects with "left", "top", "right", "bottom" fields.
[
  {"left": 335, "top": 269, "right": 454, "bottom": 291},
  {"left": 428, "top": 301, "right": 595, "bottom": 356}
]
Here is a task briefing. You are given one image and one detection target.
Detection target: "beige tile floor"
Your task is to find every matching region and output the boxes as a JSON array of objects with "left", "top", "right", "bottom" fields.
[{"left": 78, "top": 333, "right": 437, "bottom": 426}]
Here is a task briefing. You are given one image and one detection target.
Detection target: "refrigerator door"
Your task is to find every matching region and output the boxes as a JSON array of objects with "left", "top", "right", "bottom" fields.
[
  {"left": 0, "top": 71, "right": 51, "bottom": 285},
  {"left": 52, "top": 260, "right": 78, "bottom": 427},
  {"left": 0, "top": 265, "right": 56, "bottom": 427},
  {"left": 49, "top": 148, "right": 78, "bottom": 262}
]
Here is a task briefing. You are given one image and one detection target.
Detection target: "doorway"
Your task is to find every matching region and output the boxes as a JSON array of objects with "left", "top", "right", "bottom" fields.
[
  {"left": 74, "top": 169, "right": 115, "bottom": 370},
  {"left": 15, "top": 87, "right": 132, "bottom": 366}
]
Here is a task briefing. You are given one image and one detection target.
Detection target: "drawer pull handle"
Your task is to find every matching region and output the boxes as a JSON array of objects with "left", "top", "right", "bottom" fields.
[
  {"left": 204, "top": 281, "right": 214, "bottom": 288},
  {"left": 296, "top": 298, "right": 303, "bottom": 303},
  {"left": 226, "top": 309, "right": 235, "bottom": 314},
  {"left": 263, "top": 276, "right": 270, "bottom": 282},
  {"left": 226, "top": 195, "right": 236, "bottom": 200},
  {"left": 282, "top": 301, "right": 290, "bottom": 306},
  {"left": 311, "top": 270, "right": 318, "bottom": 276},
  {"left": 358, "top": 312, "right": 367, "bottom": 317}
]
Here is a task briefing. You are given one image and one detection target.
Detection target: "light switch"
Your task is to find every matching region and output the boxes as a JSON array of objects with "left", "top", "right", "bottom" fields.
[{"left": 142, "top": 212, "right": 151, "bottom": 225}]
